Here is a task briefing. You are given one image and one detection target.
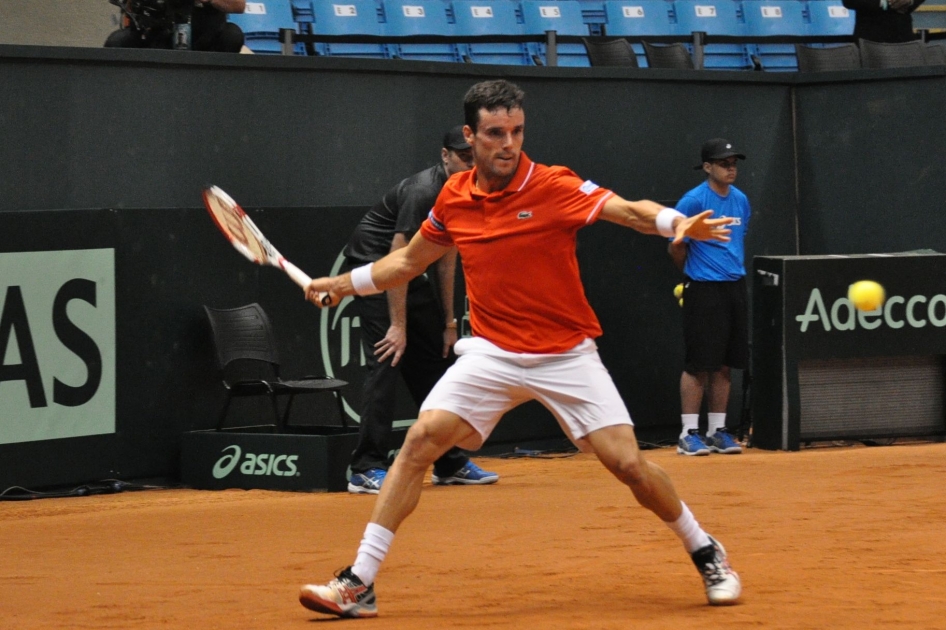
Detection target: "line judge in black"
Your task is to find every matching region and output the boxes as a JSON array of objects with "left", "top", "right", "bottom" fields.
[{"left": 342, "top": 126, "right": 500, "bottom": 495}]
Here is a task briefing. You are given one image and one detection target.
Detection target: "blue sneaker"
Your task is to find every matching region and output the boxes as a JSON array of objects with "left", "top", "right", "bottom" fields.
[
  {"left": 347, "top": 468, "right": 386, "bottom": 494},
  {"left": 677, "top": 429, "right": 710, "bottom": 456},
  {"left": 706, "top": 430, "right": 743, "bottom": 454},
  {"left": 431, "top": 461, "right": 499, "bottom": 486}
]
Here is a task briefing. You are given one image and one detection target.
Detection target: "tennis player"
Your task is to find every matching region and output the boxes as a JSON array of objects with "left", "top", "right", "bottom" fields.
[{"left": 300, "top": 79, "right": 742, "bottom": 618}]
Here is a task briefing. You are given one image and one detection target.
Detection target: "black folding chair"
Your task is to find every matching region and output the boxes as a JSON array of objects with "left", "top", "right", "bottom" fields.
[
  {"left": 794, "top": 43, "right": 861, "bottom": 72},
  {"left": 204, "top": 303, "right": 348, "bottom": 432},
  {"left": 582, "top": 37, "right": 639, "bottom": 67},
  {"left": 643, "top": 41, "right": 695, "bottom": 69}
]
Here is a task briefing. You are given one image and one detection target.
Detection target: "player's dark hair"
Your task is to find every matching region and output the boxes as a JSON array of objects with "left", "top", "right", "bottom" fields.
[{"left": 463, "top": 80, "right": 525, "bottom": 132}]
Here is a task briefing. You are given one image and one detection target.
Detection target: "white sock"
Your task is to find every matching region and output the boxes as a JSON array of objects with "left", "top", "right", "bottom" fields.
[
  {"left": 680, "top": 414, "right": 699, "bottom": 439},
  {"left": 666, "top": 502, "right": 712, "bottom": 553},
  {"left": 707, "top": 413, "right": 727, "bottom": 437},
  {"left": 350, "top": 523, "right": 394, "bottom": 586}
]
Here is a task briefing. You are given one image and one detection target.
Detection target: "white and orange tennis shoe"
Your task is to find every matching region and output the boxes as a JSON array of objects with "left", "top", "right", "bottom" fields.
[
  {"left": 691, "top": 536, "right": 742, "bottom": 605},
  {"left": 299, "top": 567, "right": 378, "bottom": 618}
]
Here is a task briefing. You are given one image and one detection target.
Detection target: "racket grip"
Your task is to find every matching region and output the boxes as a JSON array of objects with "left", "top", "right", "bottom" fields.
[{"left": 282, "top": 259, "right": 335, "bottom": 307}]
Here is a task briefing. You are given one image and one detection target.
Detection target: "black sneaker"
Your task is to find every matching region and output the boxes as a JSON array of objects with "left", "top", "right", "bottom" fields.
[
  {"left": 690, "top": 536, "right": 742, "bottom": 605},
  {"left": 299, "top": 566, "right": 378, "bottom": 618}
]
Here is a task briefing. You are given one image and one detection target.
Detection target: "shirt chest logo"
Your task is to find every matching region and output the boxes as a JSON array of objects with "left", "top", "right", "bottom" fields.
[
  {"left": 517, "top": 211, "right": 533, "bottom": 220},
  {"left": 710, "top": 211, "right": 741, "bottom": 226}
]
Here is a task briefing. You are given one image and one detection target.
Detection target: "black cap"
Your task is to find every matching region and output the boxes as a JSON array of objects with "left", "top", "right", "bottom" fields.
[
  {"left": 443, "top": 125, "right": 471, "bottom": 151},
  {"left": 694, "top": 138, "right": 746, "bottom": 169}
]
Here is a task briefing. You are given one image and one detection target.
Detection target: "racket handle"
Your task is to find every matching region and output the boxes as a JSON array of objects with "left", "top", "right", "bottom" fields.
[
  {"left": 280, "top": 259, "right": 312, "bottom": 289},
  {"left": 281, "top": 259, "right": 335, "bottom": 306}
]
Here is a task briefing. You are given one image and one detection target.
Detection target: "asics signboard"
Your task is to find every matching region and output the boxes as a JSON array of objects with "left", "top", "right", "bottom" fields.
[
  {"left": 0, "top": 249, "right": 116, "bottom": 444},
  {"left": 211, "top": 444, "right": 300, "bottom": 479},
  {"left": 181, "top": 430, "right": 361, "bottom": 492}
]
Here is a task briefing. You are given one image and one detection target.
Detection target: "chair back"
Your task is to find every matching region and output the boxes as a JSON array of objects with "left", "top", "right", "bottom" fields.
[
  {"left": 925, "top": 42, "right": 946, "bottom": 66},
  {"left": 794, "top": 42, "right": 860, "bottom": 72},
  {"left": 582, "top": 37, "right": 639, "bottom": 65},
  {"left": 204, "top": 303, "right": 280, "bottom": 370},
  {"left": 601, "top": 0, "right": 675, "bottom": 37},
  {"left": 521, "top": 0, "right": 589, "bottom": 36},
  {"left": 859, "top": 38, "right": 929, "bottom": 69},
  {"left": 643, "top": 40, "right": 694, "bottom": 68},
  {"left": 382, "top": 0, "right": 454, "bottom": 36},
  {"left": 451, "top": 0, "right": 524, "bottom": 36},
  {"left": 310, "top": 0, "right": 383, "bottom": 34},
  {"left": 230, "top": 0, "right": 296, "bottom": 35},
  {"left": 741, "top": 0, "right": 808, "bottom": 37},
  {"left": 672, "top": 0, "right": 746, "bottom": 37},
  {"left": 806, "top": 0, "right": 854, "bottom": 37}
]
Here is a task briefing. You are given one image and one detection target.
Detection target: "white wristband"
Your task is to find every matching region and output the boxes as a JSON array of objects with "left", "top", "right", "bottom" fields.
[
  {"left": 350, "top": 263, "right": 381, "bottom": 296},
  {"left": 656, "top": 208, "right": 686, "bottom": 238}
]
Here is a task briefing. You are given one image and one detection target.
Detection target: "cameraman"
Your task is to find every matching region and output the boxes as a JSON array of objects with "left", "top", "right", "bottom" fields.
[{"left": 105, "top": 0, "right": 246, "bottom": 53}]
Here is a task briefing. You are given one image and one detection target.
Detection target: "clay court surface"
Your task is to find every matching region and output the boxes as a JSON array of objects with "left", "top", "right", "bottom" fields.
[{"left": 2, "top": 442, "right": 945, "bottom": 629}]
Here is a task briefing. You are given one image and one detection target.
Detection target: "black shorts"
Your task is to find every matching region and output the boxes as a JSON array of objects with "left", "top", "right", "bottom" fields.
[{"left": 682, "top": 277, "right": 749, "bottom": 374}]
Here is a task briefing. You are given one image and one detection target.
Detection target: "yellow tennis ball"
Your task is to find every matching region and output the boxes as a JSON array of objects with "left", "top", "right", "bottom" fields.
[
  {"left": 848, "top": 280, "right": 885, "bottom": 312},
  {"left": 673, "top": 283, "right": 684, "bottom": 299},
  {"left": 678, "top": 298, "right": 684, "bottom": 308}
]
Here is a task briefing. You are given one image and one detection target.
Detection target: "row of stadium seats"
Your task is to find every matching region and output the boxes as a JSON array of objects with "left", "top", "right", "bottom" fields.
[{"left": 229, "top": 0, "right": 856, "bottom": 69}]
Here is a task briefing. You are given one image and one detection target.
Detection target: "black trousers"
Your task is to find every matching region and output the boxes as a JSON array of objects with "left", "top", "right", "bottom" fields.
[
  {"left": 349, "top": 276, "right": 468, "bottom": 477},
  {"left": 104, "top": 22, "right": 244, "bottom": 52}
]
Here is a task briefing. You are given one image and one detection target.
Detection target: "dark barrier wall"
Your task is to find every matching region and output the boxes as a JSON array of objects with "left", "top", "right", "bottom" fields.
[
  {"left": 794, "top": 70, "right": 946, "bottom": 255},
  {"left": 1, "top": 45, "right": 944, "bottom": 488}
]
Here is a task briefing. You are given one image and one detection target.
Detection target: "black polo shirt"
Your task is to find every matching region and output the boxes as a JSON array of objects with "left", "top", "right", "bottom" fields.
[{"left": 344, "top": 163, "right": 449, "bottom": 264}]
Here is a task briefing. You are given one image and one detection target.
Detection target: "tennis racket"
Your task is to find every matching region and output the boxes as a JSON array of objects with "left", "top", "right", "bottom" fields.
[{"left": 202, "top": 185, "right": 332, "bottom": 305}]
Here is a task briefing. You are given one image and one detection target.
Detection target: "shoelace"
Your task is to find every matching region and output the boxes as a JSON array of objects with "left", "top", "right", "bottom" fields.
[{"left": 697, "top": 553, "right": 730, "bottom": 585}]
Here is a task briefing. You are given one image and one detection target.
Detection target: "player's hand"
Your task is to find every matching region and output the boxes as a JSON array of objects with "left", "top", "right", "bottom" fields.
[
  {"left": 672, "top": 209, "right": 732, "bottom": 244},
  {"left": 375, "top": 324, "right": 407, "bottom": 366},
  {"left": 443, "top": 326, "right": 458, "bottom": 358},
  {"left": 305, "top": 278, "right": 340, "bottom": 308}
]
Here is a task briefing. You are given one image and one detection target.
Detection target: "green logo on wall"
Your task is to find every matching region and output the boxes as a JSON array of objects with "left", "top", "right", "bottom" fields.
[{"left": 0, "top": 249, "right": 116, "bottom": 444}]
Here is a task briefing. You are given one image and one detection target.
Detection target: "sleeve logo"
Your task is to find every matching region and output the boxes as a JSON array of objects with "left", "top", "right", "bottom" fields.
[
  {"left": 579, "top": 180, "right": 600, "bottom": 195},
  {"left": 427, "top": 210, "right": 446, "bottom": 232}
]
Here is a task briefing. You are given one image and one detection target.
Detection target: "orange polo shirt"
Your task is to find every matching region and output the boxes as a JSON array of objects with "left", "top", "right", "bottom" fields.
[{"left": 420, "top": 152, "right": 613, "bottom": 354}]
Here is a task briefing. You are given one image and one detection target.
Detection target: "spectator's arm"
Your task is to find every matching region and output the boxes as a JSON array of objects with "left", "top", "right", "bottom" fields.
[{"left": 205, "top": 0, "right": 246, "bottom": 14}]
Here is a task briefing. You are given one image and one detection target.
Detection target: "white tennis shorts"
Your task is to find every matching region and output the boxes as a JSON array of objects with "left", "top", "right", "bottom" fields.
[{"left": 420, "top": 337, "right": 633, "bottom": 447}]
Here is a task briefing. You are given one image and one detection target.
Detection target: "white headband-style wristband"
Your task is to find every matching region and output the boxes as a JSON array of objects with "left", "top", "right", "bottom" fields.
[
  {"left": 656, "top": 208, "right": 686, "bottom": 238},
  {"left": 350, "top": 263, "right": 381, "bottom": 295}
]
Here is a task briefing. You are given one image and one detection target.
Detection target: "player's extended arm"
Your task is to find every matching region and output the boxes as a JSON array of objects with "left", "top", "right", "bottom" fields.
[
  {"left": 599, "top": 195, "right": 732, "bottom": 244},
  {"left": 306, "top": 232, "right": 452, "bottom": 308}
]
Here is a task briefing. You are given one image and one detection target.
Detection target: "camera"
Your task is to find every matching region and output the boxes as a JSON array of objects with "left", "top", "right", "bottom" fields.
[{"left": 110, "top": 0, "right": 193, "bottom": 35}]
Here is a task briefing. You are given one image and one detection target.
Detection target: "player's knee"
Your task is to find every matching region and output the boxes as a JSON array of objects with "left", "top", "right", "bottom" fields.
[
  {"left": 612, "top": 455, "right": 646, "bottom": 487},
  {"left": 399, "top": 423, "right": 446, "bottom": 468}
]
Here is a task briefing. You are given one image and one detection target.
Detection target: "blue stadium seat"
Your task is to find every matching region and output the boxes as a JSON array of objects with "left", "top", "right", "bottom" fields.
[
  {"left": 520, "top": 0, "right": 591, "bottom": 66},
  {"left": 742, "top": 0, "right": 809, "bottom": 71},
  {"left": 806, "top": 0, "right": 854, "bottom": 37},
  {"left": 672, "top": 0, "right": 752, "bottom": 69},
  {"left": 228, "top": 0, "right": 304, "bottom": 54},
  {"left": 602, "top": 0, "right": 675, "bottom": 36},
  {"left": 308, "top": 0, "right": 390, "bottom": 58},
  {"left": 742, "top": 0, "right": 808, "bottom": 37},
  {"left": 381, "top": 0, "right": 463, "bottom": 62},
  {"left": 451, "top": 0, "right": 534, "bottom": 65},
  {"left": 601, "top": 0, "right": 676, "bottom": 65}
]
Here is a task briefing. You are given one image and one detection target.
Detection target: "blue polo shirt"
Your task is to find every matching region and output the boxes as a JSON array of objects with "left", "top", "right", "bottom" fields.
[{"left": 676, "top": 181, "right": 750, "bottom": 281}]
